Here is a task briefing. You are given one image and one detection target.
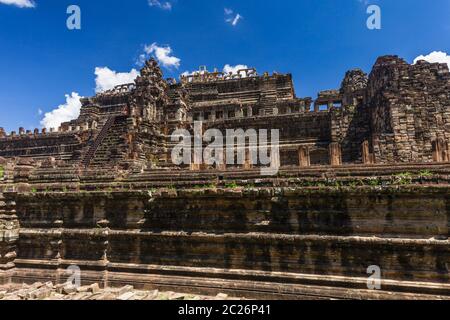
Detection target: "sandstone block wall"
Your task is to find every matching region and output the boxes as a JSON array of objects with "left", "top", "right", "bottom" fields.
[
  {"left": 11, "top": 187, "right": 450, "bottom": 291},
  {"left": 367, "top": 56, "right": 450, "bottom": 163}
]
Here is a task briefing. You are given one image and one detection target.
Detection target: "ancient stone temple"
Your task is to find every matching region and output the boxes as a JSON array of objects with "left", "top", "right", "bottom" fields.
[
  {"left": 1, "top": 56, "right": 449, "bottom": 168},
  {"left": 0, "top": 55, "right": 449, "bottom": 299}
]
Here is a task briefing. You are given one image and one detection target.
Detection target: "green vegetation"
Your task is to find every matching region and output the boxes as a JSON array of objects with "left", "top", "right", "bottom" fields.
[
  {"left": 224, "top": 181, "right": 239, "bottom": 189},
  {"left": 367, "top": 177, "right": 382, "bottom": 186},
  {"left": 393, "top": 172, "right": 413, "bottom": 185},
  {"left": 193, "top": 183, "right": 217, "bottom": 189},
  {"left": 418, "top": 170, "right": 433, "bottom": 178},
  {"left": 0, "top": 165, "right": 4, "bottom": 179},
  {"left": 347, "top": 180, "right": 359, "bottom": 188}
]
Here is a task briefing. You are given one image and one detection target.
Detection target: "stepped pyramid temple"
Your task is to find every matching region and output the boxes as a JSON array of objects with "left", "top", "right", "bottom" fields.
[{"left": 0, "top": 55, "right": 450, "bottom": 299}]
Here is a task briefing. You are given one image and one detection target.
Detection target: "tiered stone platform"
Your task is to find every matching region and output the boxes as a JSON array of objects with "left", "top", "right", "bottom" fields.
[
  {"left": 1, "top": 160, "right": 449, "bottom": 300},
  {"left": 1, "top": 55, "right": 449, "bottom": 299}
]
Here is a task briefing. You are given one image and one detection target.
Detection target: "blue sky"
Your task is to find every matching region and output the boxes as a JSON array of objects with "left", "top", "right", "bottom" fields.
[{"left": 0, "top": 0, "right": 449, "bottom": 131}]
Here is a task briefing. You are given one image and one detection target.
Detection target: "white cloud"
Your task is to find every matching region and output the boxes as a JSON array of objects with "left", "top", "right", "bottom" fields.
[
  {"left": 141, "top": 43, "right": 181, "bottom": 69},
  {"left": 40, "top": 92, "right": 82, "bottom": 129},
  {"left": 148, "top": 0, "right": 172, "bottom": 10},
  {"left": 37, "top": 108, "right": 43, "bottom": 115},
  {"left": 94, "top": 67, "right": 139, "bottom": 93},
  {"left": 413, "top": 51, "right": 450, "bottom": 68},
  {"left": 0, "top": 0, "right": 35, "bottom": 8},
  {"left": 40, "top": 66, "right": 140, "bottom": 128},
  {"left": 223, "top": 64, "right": 249, "bottom": 76},
  {"left": 224, "top": 8, "right": 243, "bottom": 26},
  {"left": 224, "top": 8, "right": 233, "bottom": 15}
]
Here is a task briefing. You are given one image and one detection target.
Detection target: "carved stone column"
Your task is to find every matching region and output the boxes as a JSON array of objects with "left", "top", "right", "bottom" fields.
[
  {"left": 432, "top": 138, "right": 449, "bottom": 162},
  {"left": 96, "top": 219, "right": 110, "bottom": 288},
  {"left": 190, "top": 151, "right": 201, "bottom": 171},
  {"left": 243, "top": 148, "right": 253, "bottom": 170},
  {"left": 298, "top": 146, "right": 310, "bottom": 167},
  {"left": 362, "top": 140, "right": 373, "bottom": 164},
  {"left": 329, "top": 143, "right": 342, "bottom": 166}
]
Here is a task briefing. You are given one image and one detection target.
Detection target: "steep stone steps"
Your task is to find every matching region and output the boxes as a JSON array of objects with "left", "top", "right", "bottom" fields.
[
  {"left": 89, "top": 116, "right": 128, "bottom": 167},
  {"left": 80, "top": 116, "right": 118, "bottom": 168}
]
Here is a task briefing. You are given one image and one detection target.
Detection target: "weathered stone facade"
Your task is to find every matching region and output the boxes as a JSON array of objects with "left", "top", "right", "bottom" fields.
[
  {"left": 0, "top": 156, "right": 448, "bottom": 299},
  {"left": 0, "top": 158, "right": 18, "bottom": 286},
  {"left": 1, "top": 55, "right": 449, "bottom": 169},
  {"left": 0, "top": 55, "right": 449, "bottom": 299}
]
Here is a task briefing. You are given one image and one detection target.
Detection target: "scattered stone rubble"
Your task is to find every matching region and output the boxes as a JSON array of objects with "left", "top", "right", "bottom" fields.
[{"left": 0, "top": 282, "right": 238, "bottom": 301}]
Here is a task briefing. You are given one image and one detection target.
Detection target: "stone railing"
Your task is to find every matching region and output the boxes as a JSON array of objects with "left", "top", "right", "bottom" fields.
[
  {"left": 180, "top": 68, "right": 258, "bottom": 84},
  {"left": 0, "top": 123, "right": 97, "bottom": 141},
  {"left": 95, "top": 83, "right": 136, "bottom": 97}
]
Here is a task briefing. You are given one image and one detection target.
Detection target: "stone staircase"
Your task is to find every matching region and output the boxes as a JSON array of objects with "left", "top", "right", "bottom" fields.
[
  {"left": 80, "top": 116, "right": 118, "bottom": 168},
  {"left": 88, "top": 116, "right": 129, "bottom": 167}
]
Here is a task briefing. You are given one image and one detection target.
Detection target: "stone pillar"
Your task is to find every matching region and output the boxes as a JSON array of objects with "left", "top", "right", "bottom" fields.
[
  {"left": 298, "top": 146, "right": 310, "bottom": 167},
  {"left": 329, "top": 143, "right": 342, "bottom": 166},
  {"left": 303, "top": 100, "right": 310, "bottom": 113},
  {"left": 243, "top": 148, "right": 253, "bottom": 170},
  {"left": 271, "top": 146, "right": 281, "bottom": 169},
  {"left": 432, "top": 139, "right": 440, "bottom": 162},
  {"left": 362, "top": 140, "right": 373, "bottom": 164},
  {"left": 97, "top": 219, "right": 110, "bottom": 284},
  {"left": 50, "top": 219, "right": 63, "bottom": 284},
  {"left": 0, "top": 189, "right": 19, "bottom": 285},
  {"left": 190, "top": 152, "right": 200, "bottom": 171},
  {"left": 191, "top": 122, "right": 203, "bottom": 170},
  {"left": 432, "top": 138, "right": 449, "bottom": 162}
]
